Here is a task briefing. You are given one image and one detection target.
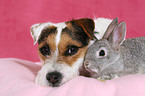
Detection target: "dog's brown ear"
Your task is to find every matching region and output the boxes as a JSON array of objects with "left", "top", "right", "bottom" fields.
[{"left": 73, "top": 18, "right": 95, "bottom": 40}]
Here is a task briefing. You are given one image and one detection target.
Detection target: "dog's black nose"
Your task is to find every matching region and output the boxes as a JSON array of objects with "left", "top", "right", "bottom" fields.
[{"left": 46, "top": 71, "right": 62, "bottom": 87}]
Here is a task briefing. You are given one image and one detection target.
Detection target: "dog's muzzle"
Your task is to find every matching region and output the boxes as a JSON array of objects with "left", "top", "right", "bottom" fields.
[{"left": 46, "top": 71, "right": 63, "bottom": 87}]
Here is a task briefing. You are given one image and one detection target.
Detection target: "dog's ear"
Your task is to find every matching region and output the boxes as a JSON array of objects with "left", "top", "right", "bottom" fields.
[
  {"left": 30, "top": 23, "right": 52, "bottom": 45},
  {"left": 30, "top": 23, "right": 41, "bottom": 45},
  {"left": 73, "top": 18, "right": 95, "bottom": 40}
]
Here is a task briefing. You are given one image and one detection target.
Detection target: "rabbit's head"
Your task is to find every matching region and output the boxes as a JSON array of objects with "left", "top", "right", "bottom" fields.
[{"left": 84, "top": 18, "right": 126, "bottom": 76}]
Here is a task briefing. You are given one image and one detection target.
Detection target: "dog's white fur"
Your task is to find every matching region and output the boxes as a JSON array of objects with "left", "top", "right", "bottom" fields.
[
  {"left": 35, "top": 57, "right": 84, "bottom": 86},
  {"left": 94, "top": 18, "right": 112, "bottom": 39},
  {"left": 31, "top": 18, "right": 112, "bottom": 86}
]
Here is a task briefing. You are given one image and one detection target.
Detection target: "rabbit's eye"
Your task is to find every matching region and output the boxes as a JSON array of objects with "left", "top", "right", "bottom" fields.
[
  {"left": 99, "top": 50, "right": 105, "bottom": 56},
  {"left": 97, "top": 47, "right": 107, "bottom": 58}
]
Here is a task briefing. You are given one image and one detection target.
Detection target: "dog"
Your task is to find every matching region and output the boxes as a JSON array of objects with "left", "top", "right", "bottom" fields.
[{"left": 31, "top": 18, "right": 112, "bottom": 87}]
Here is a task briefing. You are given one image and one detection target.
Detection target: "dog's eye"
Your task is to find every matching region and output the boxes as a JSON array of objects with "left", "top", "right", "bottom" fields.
[
  {"left": 39, "top": 45, "right": 50, "bottom": 56},
  {"left": 65, "top": 45, "right": 79, "bottom": 56}
]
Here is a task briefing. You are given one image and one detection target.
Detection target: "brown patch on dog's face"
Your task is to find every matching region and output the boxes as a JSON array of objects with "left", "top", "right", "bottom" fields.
[
  {"left": 38, "top": 42, "right": 47, "bottom": 61},
  {"left": 38, "top": 26, "right": 57, "bottom": 44},
  {"left": 57, "top": 33, "right": 88, "bottom": 66},
  {"left": 45, "top": 34, "right": 57, "bottom": 52},
  {"left": 38, "top": 28, "right": 57, "bottom": 62}
]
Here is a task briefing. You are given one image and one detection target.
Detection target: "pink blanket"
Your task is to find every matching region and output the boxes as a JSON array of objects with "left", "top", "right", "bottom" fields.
[{"left": 0, "top": 58, "right": 145, "bottom": 96}]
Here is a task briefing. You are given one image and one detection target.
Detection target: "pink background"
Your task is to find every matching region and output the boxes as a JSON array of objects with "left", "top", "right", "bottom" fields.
[{"left": 0, "top": 0, "right": 145, "bottom": 62}]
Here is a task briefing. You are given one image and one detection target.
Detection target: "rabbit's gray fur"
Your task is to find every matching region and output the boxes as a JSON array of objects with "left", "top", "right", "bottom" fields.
[{"left": 84, "top": 18, "right": 145, "bottom": 80}]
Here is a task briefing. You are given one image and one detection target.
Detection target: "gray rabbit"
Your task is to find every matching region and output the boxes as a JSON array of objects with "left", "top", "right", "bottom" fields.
[{"left": 84, "top": 18, "right": 145, "bottom": 80}]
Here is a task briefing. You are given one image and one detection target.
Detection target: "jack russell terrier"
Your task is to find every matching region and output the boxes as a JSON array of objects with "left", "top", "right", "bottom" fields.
[{"left": 31, "top": 18, "right": 112, "bottom": 87}]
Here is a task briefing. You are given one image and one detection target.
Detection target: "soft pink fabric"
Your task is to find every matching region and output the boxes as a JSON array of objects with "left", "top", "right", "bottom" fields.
[
  {"left": 0, "top": 58, "right": 145, "bottom": 96},
  {"left": 0, "top": 0, "right": 145, "bottom": 61}
]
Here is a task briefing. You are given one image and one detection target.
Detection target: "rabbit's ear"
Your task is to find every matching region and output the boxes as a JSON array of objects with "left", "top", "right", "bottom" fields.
[
  {"left": 108, "top": 21, "right": 126, "bottom": 50},
  {"left": 103, "top": 18, "right": 118, "bottom": 39}
]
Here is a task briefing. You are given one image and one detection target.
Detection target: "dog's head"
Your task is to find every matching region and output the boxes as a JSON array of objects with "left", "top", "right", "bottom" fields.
[{"left": 31, "top": 18, "right": 95, "bottom": 87}]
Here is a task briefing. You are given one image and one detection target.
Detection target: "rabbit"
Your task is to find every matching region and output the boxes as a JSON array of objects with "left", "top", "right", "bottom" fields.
[{"left": 83, "top": 18, "right": 145, "bottom": 80}]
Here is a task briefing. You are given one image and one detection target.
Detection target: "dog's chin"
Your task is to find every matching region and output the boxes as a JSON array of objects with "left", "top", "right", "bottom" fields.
[{"left": 48, "top": 82, "right": 62, "bottom": 87}]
